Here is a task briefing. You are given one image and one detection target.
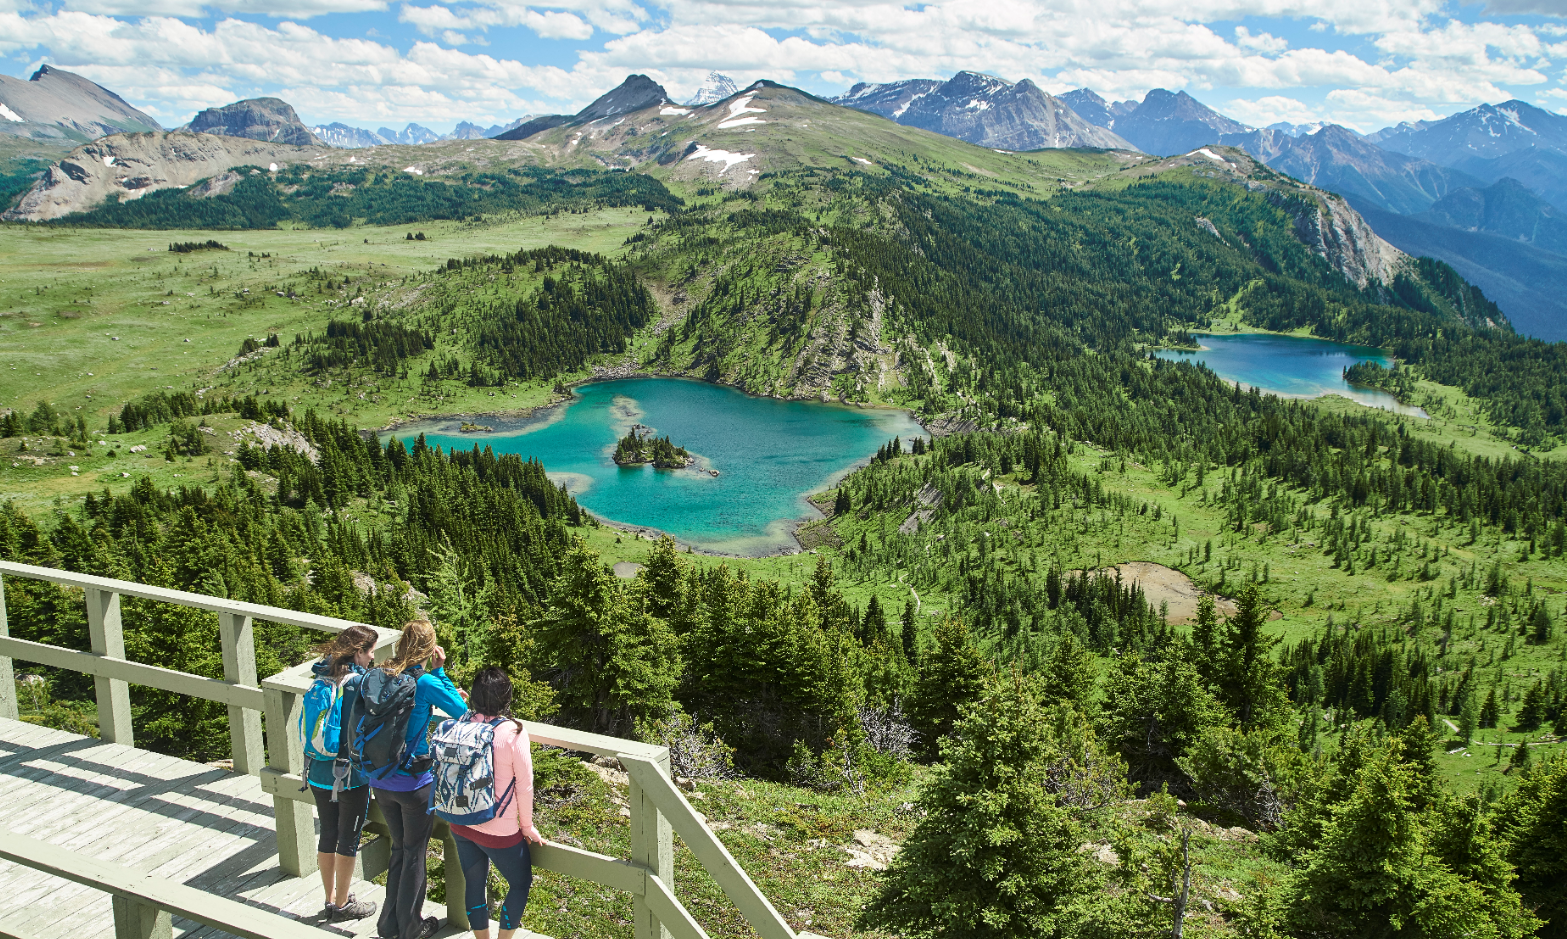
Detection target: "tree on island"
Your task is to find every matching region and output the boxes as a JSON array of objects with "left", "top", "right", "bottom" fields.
[{"left": 613, "top": 426, "right": 692, "bottom": 468}]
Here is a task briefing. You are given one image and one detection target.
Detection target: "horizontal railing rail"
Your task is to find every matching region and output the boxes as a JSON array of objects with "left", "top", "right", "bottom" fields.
[
  {"left": 0, "top": 832, "right": 329, "bottom": 939},
  {"left": 0, "top": 559, "right": 826, "bottom": 939}
]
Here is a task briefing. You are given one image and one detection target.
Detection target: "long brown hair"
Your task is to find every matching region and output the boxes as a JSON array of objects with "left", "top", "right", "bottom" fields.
[
  {"left": 384, "top": 619, "right": 437, "bottom": 676},
  {"left": 313, "top": 624, "right": 378, "bottom": 680}
]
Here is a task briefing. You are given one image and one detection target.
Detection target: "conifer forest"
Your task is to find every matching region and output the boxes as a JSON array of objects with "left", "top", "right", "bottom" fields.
[{"left": 2, "top": 142, "right": 1566, "bottom": 939}]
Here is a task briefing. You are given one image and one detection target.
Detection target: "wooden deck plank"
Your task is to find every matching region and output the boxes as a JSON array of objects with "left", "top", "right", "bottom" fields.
[{"left": 0, "top": 718, "right": 448, "bottom": 939}]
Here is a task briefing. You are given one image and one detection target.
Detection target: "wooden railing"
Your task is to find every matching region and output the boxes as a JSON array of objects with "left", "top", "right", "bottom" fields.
[{"left": 0, "top": 560, "right": 822, "bottom": 939}]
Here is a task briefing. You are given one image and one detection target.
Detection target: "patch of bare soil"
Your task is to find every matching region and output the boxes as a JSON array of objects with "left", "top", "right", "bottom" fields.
[{"left": 1093, "top": 561, "right": 1236, "bottom": 624}]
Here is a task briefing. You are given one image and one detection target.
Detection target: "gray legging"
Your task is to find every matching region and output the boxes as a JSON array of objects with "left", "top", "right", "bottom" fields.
[
  {"left": 374, "top": 785, "right": 435, "bottom": 939},
  {"left": 451, "top": 832, "right": 533, "bottom": 932}
]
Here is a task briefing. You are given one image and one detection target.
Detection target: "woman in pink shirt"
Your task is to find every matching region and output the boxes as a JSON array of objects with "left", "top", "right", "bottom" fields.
[{"left": 449, "top": 667, "right": 544, "bottom": 939}]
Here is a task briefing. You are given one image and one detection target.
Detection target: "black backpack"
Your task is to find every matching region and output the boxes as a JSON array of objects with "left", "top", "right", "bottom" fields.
[{"left": 349, "top": 667, "right": 423, "bottom": 779}]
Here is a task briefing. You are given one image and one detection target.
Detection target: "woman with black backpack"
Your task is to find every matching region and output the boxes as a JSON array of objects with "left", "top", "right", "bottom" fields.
[
  {"left": 350, "top": 618, "right": 468, "bottom": 939},
  {"left": 438, "top": 667, "right": 542, "bottom": 939},
  {"left": 302, "top": 624, "right": 379, "bottom": 924}
]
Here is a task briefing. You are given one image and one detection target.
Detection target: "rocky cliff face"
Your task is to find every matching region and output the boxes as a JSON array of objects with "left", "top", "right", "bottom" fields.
[
  {"left": 1268, "top": 186, "right": 1406, "bottom": 290},
  {"left": 0, "top": 65, "right": 161, "bottom": 141},
  {"left": 184, "top": 98, "right": 323, "bottom": 147},
  {"left": 3, "top": 132, "right": 325, "bottom": 221},
  {"left": 1151, "top": 146, "right": 1407, "bottom": 290}
]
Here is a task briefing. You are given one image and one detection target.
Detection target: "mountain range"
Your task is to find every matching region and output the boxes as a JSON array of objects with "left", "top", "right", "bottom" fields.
[
  {"left": 833, "top": 72, "right": 1133, "bottom": 151},
  {"left": 0, "top": 61, "right": 1563, "bottom": 339}
]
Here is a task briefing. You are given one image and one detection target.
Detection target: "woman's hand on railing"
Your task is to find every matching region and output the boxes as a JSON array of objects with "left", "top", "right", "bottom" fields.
[{"left": 523, "top": 826, "right": 544, "bottom": 847}]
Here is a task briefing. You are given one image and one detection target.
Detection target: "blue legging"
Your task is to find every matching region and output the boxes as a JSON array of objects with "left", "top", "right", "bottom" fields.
[{"left": 452, "top": 833, "right": 533, "bottom": 932}]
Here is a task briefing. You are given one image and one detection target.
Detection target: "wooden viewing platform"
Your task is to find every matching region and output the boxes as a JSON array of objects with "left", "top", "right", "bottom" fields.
[
  {"left": 0, "top": 716, "right": 394, "bottom": 938},
  {"left": 0, "top": 560, "right": 821, "bottom": 939}
]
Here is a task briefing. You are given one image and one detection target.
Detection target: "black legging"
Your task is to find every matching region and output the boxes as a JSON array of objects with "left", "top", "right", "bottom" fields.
[
  {"left": 375, "top": 785, "right": 436, "bottom": 939},
  {"left": 452, "top": 833, "right": 533, "bottom": 932},
  {"left": 312, "top": 785, "right": 370, "bottom": 857}
]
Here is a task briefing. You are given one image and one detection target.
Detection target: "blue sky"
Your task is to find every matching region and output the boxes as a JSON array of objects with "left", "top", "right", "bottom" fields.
[{"left": 0, "top": 0, "right": 1561, "bottom": 134}]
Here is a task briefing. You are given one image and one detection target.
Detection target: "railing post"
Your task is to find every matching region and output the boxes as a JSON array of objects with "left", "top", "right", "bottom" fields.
[
  {"left": 112, "top": 895, "right": 172, "bottom": 939},
  {"left": 628, "top": 749, "right": 674, "bottom": 939},
  {"left": 264, "top": 684, "right": 316, "bottom": 878},
  {"left": 0, "top": 574, "right": 16, "bottom": 721},
  {"left": 218, "top": 611, "right": 263, "bottom": 775},
  {"left": 86, "top": 587, "right": 133, "bottom": 745},
  {"left": 436, "top": 820, "right": 470, "bottom": 932}
]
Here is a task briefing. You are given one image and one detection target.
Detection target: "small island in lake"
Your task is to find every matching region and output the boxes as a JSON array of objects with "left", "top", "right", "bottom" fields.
[
  {"left": 459, "top": 422, "right": 495, "bottom": 433},
  {"left": 613, "top": 425, "right": 695, "bottom": 469}
]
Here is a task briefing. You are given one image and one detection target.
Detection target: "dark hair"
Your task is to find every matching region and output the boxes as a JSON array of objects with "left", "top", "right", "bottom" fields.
[
  {"left": 468, "top": 666, "right": 521, "bottom": 727},
  {"left": 313, "top": 624, "right": 378, "bottom": 680}
]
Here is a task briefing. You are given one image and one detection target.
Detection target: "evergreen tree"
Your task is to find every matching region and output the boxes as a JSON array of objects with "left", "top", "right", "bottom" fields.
[
  {"left": 1427, "top": 795, "right": 1541, "bottom": 939},
  {"left": 1214, "top": 584, "right": 1287, "bottom": 730},
  {"left": 533, "top": 538, "right": 681, "bottom": 737},
  {"left": 859, "top": 672, "right": 1102, "bottom": 939},
  {"left": 641, "top": 535, "right": 687, "bottom": 624},
  {"left": 861, "top": 594, "right": 888, "bottom": 645},
  {"left": 1099, "top": 639, "right": 1226, "bottom": 791},
  {"left": 1514, "top": 681, "right": 1546, "bottom": 731},
  {"left": 1283, "top": 742, "right": 1512, "bottom": 938},
  {"left": 1497, "top": 753, "right": 1567, "bottom": 936},
  {"left": 901, "top": 598, "right": 918, "bottom": 663},
  {"left": 1037, "top": 632, "right": 1096, "bottom": 717},
  {"left": 909, "top": 617, "right": 988, "bottom": 761}
]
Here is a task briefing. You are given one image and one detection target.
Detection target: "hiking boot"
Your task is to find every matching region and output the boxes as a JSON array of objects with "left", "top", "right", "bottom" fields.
[
  {"left": 332, "top": 895, "right": 377, "bottom": 922},
  {"left": 322, "top": 901, "right": 338, "bottom": 921},
  {"left": 418, "top": 916, "right": 440, "bottom": 939}
]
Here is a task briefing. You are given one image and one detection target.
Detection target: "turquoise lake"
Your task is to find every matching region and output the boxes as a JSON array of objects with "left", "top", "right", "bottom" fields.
[
  {"left": 1153, "top": 333, "right": 1426, "bottom": 416},
  {"left": 411, "top": 379, "right": 924, "bottom": 555}
]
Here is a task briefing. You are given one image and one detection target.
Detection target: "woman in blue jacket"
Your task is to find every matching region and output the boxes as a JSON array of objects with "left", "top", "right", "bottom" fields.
[
  {"left": 305, "top": 624, "right": 378, "bottom": 923},
  {"left": 363, "top": 619, "right": 468, "bottom": 939}
]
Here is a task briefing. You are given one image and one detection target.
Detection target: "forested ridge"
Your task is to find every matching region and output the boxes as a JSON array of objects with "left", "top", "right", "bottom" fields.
[
  {"left": 4, "top": 158, "right": 1567, "bottom": 938},
  {"left": 45, "top": 165, "right": 682, "bottom": 230}
]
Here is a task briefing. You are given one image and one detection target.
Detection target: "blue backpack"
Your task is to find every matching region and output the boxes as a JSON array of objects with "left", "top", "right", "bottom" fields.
[
  {"left": 430, "top": 717, "right": 515, "bottom": 826},
  {"left": 298, "top": 673, "right": 349, "bottom": 762}
]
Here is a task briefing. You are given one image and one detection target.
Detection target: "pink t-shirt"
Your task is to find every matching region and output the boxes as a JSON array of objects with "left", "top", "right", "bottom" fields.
[{"left": 449, "top": 714, "right": 535, "bottom": 846}]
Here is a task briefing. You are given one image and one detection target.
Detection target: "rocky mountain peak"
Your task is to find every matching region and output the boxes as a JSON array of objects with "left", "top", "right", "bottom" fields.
[
  {"left": 578, "top": 74, "right": 669, "bottom": 122},
  {"left": 832, "top": 79, "right": 943, "bottom": 120},
  {"left": 185, "top": 97, "right": 323, "bottom": 147},
  {"left": 1111, "top": 88, "right": 1249, "bottom": 155},
  {"left": 852, "top": 71, "right": 1136, "bottom": 151},
  {"left": 1370, "top": 99, "right": 1567, "bottom": 165},
  {"left": 0, "top": 65, "right": 161, "bottom": 140},
  {"left": 687, "top": 72, "right": 740, "bottom": 107}
]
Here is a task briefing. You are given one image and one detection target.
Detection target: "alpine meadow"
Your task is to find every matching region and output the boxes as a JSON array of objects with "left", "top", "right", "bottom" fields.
[{"left": 2, "top": 75, "right": 1566, "bottom": 939}]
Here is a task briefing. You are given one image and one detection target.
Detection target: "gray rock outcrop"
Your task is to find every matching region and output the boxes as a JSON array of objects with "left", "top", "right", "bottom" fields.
[
  {"left": 184, "top": 97, "right": 323, "bottom": 147},
  {"left": 3, "top": 132, "right": 324, "bottom": 221}
]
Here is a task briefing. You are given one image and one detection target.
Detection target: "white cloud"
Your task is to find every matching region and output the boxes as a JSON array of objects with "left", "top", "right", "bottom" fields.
[
  {"left": 0, "top": 0, "right": 1563, "bottom": 141},
  {"left": 62, "top": 0, "right": 389, "bottom": 17}
]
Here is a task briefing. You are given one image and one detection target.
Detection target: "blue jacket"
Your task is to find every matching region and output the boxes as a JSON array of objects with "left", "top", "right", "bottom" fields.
[{"left": 306, "top": 657, "right": 366, "bottom": 790}]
